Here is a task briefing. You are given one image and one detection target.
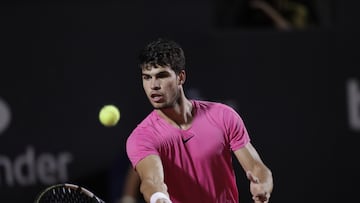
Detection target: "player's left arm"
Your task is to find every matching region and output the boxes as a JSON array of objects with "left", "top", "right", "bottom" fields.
[{"left": 234, "top": 142, "right": 273, "bottom": 203}]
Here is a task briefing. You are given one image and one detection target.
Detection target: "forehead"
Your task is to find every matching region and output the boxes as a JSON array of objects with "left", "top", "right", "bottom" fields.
[{"left": 141, "top": 64, "right": 174, "bottom": 74}]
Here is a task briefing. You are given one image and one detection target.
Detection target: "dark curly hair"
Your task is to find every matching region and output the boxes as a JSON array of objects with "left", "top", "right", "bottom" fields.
[{"left": 138, "top": 38, "right": 185, "bottom": 74}]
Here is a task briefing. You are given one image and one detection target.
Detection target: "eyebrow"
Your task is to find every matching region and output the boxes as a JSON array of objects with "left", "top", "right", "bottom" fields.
[{"left": 142, "top": 70, "right": 171, "bottom": 77}]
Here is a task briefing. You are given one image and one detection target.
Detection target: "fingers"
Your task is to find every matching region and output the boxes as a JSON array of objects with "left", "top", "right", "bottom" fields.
[
  {"left": 247, "top": 171, "right": 271, "bottom": 202},
  {"left": 253, "top": 193, "right": 269, "bottom": 203},
  {"left": 254, "top": 200, "right": 269, "bottom": 203},
  {"left": 253, "top": 191, "right": 270, "bottom": 203}
]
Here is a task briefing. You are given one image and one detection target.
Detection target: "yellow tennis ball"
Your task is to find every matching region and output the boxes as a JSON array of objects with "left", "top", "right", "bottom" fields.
[{"left": 99, "top": 105, "right": 120, "bottom": 127}]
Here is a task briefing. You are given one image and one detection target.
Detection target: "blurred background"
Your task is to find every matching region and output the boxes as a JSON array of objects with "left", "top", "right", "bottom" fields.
[{"left": 0, "top": 0, "right": 359, "bottom": 202}]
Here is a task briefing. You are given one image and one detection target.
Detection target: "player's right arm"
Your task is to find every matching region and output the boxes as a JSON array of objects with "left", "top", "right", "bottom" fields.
[{"left": 135, "top": 154, "right": 171, "bottom": 203}]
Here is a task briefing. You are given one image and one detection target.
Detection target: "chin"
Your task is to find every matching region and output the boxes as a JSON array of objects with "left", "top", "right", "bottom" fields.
[
  {"left": 151, "top": 102, "right": 163, "bottom": 109},
  {"left": 152, "top": 102, "right": 171, "bottom": 110}
]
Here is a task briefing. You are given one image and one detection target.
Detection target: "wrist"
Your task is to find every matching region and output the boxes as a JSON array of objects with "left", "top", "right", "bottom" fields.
[{"left": 150, "top": 192, "right": 171, "bottom": 203}]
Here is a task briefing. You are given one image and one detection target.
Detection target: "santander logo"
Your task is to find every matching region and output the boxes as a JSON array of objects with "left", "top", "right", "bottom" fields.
[{"left": 0, "top": 97, "right": 11, "bottom": 135}]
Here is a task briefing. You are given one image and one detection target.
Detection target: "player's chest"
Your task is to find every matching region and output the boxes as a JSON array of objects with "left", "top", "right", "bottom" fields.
[{"left": 159, "top": 124, "right": 228, "bottom": 158}]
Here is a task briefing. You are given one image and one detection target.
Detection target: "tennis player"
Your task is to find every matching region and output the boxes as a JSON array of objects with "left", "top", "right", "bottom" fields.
[{"left": 126, "top": 38, "right": 273, "bottom": 203}]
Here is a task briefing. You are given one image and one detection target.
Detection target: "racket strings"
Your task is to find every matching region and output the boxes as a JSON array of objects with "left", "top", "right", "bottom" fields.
[{"left": 38, "top": 186, "right": 95, "bottom": 203}]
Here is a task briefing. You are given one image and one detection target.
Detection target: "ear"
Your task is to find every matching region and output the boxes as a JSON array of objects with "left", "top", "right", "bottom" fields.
[{"left": 178, "top": 70, "right": 186, "bottom": 85}]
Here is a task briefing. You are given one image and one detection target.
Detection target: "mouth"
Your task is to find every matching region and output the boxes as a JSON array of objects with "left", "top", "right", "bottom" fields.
[{"left": 150, "top": 93, "right": 163, "bottom": 102}]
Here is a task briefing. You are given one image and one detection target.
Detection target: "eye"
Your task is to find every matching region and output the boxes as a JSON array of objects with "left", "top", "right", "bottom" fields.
[
  {"left": 157, "top": 72, "right": 170, "bottom": 79},
  {"left": 142, "top": 75, "right": 151, "bottom": 80}
]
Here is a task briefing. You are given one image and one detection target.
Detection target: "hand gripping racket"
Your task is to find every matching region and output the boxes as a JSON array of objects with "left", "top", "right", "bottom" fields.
[{"left": 34, "top": 183, "right": 105, "bottom": 203}]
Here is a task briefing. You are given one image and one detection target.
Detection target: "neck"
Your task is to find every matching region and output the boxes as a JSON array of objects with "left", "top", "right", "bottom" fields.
[{"left": 156, "top": 95, "right": 194, "bottom": 130}]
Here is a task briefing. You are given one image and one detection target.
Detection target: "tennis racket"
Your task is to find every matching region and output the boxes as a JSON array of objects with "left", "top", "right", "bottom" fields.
[{"left": 34, "top": 183, "right": 105, "bottom": 203}]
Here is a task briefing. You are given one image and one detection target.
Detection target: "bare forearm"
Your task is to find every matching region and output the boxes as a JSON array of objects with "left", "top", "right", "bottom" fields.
[
  {"left": 140, "top": 179, "right": 169, "bottom": 202},
  {"left": 135, "top": 155, "right": 171, "bottom": 203},
  {"left": 262, "top": 8, "right": 291, "bottom": 30},
  {"left": 250, "top": 0, "right": 292, "bottom": 30}
]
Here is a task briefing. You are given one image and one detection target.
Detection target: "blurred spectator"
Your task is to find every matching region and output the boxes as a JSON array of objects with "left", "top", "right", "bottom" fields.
[{"left": 214, "top": 0, "right": 334, "bottom": 30}]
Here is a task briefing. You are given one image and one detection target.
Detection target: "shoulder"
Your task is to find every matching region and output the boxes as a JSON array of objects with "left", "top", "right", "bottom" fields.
[
  {"left": 128, "top": 111, "right": 159, "bottom": 140},
  {"left": 134, "top": 110, "right": 159, "bottom": 129},
  {"left": 193, "top": 100, "right": 237, "bottom": 115}
]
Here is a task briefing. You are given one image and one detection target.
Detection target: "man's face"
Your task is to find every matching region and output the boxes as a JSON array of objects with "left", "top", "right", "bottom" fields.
[{"left": 141, "top": 64, "right": 181, "bottom": 109}]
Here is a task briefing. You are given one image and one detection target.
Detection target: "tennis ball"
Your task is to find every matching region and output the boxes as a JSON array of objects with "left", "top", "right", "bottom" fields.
[{"left": 99, "top": 105, "right": 120, "bottom": 127}]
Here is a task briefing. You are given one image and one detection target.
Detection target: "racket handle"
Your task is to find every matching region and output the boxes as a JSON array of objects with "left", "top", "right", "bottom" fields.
[{"left": 94, "top": 196, "right": 106, "bottom": 203}]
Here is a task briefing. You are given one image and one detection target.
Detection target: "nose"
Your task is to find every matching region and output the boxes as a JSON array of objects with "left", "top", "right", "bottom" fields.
[{"left": 150, "top": 78, "right": 160, "bottom": 90}]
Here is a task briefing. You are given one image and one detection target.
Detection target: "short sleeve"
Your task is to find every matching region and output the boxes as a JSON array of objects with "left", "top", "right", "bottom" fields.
[
  {"left": 126, "top": 128, "right": 160, "bottom": 168},
  {"left": 222, "top": 106, "right": 250, "bottom": 151}
]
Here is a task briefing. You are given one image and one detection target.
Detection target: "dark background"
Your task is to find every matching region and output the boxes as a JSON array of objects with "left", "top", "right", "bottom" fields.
[{"left": 0, "top": 1, "right": 359, "bottom": 202}]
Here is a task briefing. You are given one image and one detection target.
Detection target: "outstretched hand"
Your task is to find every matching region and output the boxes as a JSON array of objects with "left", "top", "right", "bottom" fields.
[{"left": 246, "top": 171, "right": 271, "bottom": 203}]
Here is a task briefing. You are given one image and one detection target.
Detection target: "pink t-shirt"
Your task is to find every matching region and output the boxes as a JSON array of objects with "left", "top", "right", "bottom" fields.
[{"left": 126, "top": 100, "right": 250, "bottom": 203}]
